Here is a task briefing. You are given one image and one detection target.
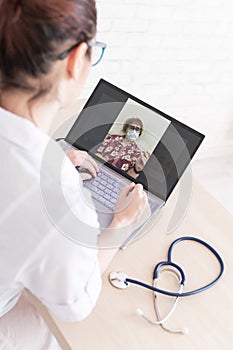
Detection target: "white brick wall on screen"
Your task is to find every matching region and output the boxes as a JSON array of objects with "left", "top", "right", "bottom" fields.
[{"left": 81, "top": 0, "right": 233, "bottom": 159}]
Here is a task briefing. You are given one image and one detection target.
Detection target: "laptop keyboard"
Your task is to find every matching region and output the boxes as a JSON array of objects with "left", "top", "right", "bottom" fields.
[{"left": 84, "top": 167, "right": 125, "bottom": 210}]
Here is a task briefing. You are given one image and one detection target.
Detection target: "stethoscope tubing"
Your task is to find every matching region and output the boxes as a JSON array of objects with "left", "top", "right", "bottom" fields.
[{"left": 125, "top": 236, "right": 224, "bottom": 298}]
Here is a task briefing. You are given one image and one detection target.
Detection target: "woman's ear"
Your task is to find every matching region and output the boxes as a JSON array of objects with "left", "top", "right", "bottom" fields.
[{"left": 67, "top": 42, "right": 89, "bottom": 80}]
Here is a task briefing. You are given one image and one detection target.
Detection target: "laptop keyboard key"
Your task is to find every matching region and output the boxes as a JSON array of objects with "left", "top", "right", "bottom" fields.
[{"left": 83, "top": 167, "right": 125, "bottom": 210}]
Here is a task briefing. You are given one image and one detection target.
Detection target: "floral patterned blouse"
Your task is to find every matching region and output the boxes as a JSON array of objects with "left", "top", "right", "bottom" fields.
[{"left": 96, "top": 134, "right": 142, "bottom": 172}]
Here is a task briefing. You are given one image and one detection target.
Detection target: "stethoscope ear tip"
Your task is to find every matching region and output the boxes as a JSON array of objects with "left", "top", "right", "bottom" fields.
[{"left": 181, "top": 327, "right": 189, "bottom": 335}]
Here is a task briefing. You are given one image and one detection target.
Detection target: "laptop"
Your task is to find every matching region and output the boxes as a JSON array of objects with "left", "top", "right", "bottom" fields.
[{"left": 59, "top": 79, "right": 205, "bottom": 249}]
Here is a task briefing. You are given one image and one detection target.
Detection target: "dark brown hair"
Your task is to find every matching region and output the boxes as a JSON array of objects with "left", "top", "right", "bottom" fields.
[
  {"left": 0, "top": 0, "right": 97, "bottom": 95},
  {"left": 122, "top": 118, "right": 144, "bottom": 136}
]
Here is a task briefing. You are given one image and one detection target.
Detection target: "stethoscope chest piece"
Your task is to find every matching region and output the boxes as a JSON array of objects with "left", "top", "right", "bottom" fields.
[{"left": 109, "top": 271, "right": 129, "bottom": 289}]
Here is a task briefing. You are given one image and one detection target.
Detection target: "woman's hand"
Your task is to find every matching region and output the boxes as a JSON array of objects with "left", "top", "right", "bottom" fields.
[
  {"left": 98, "top": 183, "right": 150, "bottom": 269},
  {"left": 112, "top": 183, "right": 149, "bottom": 228},
  {"left": 135, "top": 151, "right": 150, "bottom": 172},
  {"left": 65, "top": 150, "right": 99, "bottom": 180}
]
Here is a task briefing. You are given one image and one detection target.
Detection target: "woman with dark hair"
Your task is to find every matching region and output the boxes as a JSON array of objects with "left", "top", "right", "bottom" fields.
[
  {"left": 96, "top": 117, "right": 151, "bottom": 178},
  {"left": 0, "top": 0, "right": 148, "bottom": 348}
]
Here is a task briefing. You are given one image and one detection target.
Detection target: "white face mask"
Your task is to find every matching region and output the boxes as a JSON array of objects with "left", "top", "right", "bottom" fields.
[{"left": 126, "top": 129, "right": 140, "bottom": 141}]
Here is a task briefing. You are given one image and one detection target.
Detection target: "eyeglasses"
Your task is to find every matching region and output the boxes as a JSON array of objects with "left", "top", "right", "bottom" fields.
[
  {"left": 88, "top": 41, "right": 107, "bottom": 66},
  {"left": 58, "top": 40, "right": 106, "bottom": 66},
  {"left": 128, "top": 125, "right": 141, "bottom": 133}
]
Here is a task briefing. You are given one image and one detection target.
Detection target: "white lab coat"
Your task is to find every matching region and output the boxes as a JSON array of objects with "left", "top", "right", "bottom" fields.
[{"left": 0, "top": 107, "right": 102, "bottom": 323}]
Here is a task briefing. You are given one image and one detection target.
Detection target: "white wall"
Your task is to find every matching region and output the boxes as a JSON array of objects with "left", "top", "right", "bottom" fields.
[{"left": 81, "top": 0, "right": 233, "bottom": 159}]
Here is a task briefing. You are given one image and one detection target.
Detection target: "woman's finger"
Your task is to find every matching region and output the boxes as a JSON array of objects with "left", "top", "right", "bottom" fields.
[
  {"left": 132, "top": 183, "right": 144, "bottom": 195},
  {"left": 66, "top": 150, "right": 99, "bottom": 177},
  {"left": 79, "top": 172, "right": 92, "bottom": 181},
  {"left": 80, "top": 159, "right": 98, "bottom": 177},
  {"left": 119, "top": 182, "right": 135, "bottom": 198},
  {"left": 89, "top": 156, "right": 99, "bottom": 173},
  {"left": 80, "top": 151, "right": 99, "bottom": 173}
]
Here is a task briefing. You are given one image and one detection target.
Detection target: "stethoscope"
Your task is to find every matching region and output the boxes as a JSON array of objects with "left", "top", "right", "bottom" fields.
[{"left": 109, "top": 236, "right": 224, "bottom": 334}]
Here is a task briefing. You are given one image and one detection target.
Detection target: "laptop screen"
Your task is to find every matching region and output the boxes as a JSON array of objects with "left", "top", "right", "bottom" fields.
[{"left": 65, "top": 79, "right": 205, "bottom": 201}]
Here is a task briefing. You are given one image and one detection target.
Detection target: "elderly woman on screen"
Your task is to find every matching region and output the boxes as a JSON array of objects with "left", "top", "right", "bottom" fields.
[{"left": 96, "top": 117, "right": 150, "bottom": 178}]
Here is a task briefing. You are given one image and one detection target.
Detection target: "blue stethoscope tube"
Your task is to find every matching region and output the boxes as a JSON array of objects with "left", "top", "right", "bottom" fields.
[{"left": 125, "top": 236, "right": 224, "bottom": 297}]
